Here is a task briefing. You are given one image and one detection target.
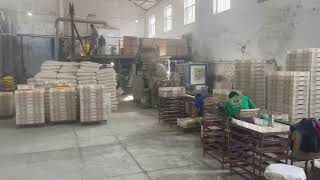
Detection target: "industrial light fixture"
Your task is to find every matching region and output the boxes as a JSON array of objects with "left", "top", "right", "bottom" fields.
[
  {"left": 27, "top": 12, "right": 32, "bottom": 16},
  {"left": 123, "top": 95, "right": 133, "bottom": 102},
  {"left": 135, "top": 19, "right": 139, "bottom": 23},
  {"left": 1, "top": 11, "right": 4, "bottom": 21}
]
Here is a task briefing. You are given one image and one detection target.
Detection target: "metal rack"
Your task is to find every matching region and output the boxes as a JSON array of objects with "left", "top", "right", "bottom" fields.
[
  {"left": 158, "top": 96, "right": 186, "bottom": 125},
  {"left": 229, "top": 124, "right": 289, "bottom": 180},
  {"left": 202, "top": 111, "right": 230, "bottom": 169},
  {"left": 201, "top": 97, "right": 231, "bottom": 169}
]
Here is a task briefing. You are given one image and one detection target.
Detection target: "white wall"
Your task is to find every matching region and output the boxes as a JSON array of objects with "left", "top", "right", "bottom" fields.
[
  {"left": 145, "top": 0, "right": 194, "bottom": 39},
  {"left": 146, "top": 0, "right": 320, "bottom": 67}
]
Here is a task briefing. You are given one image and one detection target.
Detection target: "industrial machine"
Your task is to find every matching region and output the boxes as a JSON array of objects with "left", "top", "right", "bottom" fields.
[{"left": 175, "top": 63, "right": 208, "bottom": 95}]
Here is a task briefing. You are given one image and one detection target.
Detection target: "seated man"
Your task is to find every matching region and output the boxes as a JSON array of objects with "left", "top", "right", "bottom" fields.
[
  {"left": 195, "top": 93, "right": 208, "bottom": 117},
  {"left": 224, "top": 91, "right": 256, "bottom": 117}
]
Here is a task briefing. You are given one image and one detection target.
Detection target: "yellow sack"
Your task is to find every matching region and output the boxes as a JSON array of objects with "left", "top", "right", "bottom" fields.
[{"left": 2, "top": 76, "right": 16, "bottom": 91}]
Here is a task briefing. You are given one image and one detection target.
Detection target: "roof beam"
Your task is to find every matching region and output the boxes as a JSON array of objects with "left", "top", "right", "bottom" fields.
[
  {"left": 127, "top": 0, "right": 147, "bottom": 11},
  {"left": 127, "top": 0, "right": 164, "bottom": 11},
  {"left": 147, "top": 0, "right": 165, "bottom": 11},
  {"left": 140, "top": 0, "right": 149, "bottom": 6}
]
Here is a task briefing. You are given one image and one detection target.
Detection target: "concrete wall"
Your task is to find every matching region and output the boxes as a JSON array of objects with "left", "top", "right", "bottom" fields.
[{"left": 146, "top": 0, "right": 320, "bottom": 67}]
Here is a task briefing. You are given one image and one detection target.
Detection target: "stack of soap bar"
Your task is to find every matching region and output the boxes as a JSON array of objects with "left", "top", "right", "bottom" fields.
[
  {"left": 15, "top": 88, "right": 45, "bottom": 125},
  {"left": 79, "top": 85, "right": 109, "bottom": 123},
  {"left": 49, "top": 85, "right": 77, "bottom": 123},
  {"left": 97, "top": 67, "right": 118, "bottom": 111},
  {"left": 77, "top": 61, "right": 100, "bottom": 86}
]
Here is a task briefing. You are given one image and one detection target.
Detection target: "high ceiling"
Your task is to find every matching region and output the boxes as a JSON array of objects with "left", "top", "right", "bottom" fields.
[{"left": 128, "top": 0, "right": 164, "bottom": 11}]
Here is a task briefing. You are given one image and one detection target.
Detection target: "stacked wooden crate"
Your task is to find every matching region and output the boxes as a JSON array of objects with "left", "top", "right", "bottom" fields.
[
  {"left": 97, "top": 68, "right": 118, "bottom": 111},
  {"left": 15, "top": 88, "right": 45, "bottom": 126},
  {"left": 267, "top": 72, "right": 310, "bottom": 124},
  {"left": 49, "top": 85, "right": 77, "bottom": 123},
  {"left": 158, "top": 87, "right": 186, "bottom": 124},
  {"left": 79, "top": 85, "right": 109, "bottom": 123},
  {"left": 234, "top": 60, "right": 267, "bottom": 109},
  {"left": 287, "top": 48, "right": 320, "bottom": 118},
  {"left": 159, "top": 39, "right": 187, "bottom": 57},
  {"left": 123, "top": 36, "right": 139, "bottom": 56}
]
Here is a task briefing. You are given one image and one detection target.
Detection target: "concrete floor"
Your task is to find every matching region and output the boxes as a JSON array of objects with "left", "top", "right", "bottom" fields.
[{"left": 0, "top": 100, "right": 242, "bottom": 180}]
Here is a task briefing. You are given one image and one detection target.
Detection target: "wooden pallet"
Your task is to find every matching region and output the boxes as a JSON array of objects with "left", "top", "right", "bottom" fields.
[
  {"left": 16, "top": 123, "right": 46, "bottom": 129},
  {"left": 81, "top": 120, "right": 107, "bottom": 126},
  {"left": 48, "top": 120, "right": 79, "bottom": 125}
]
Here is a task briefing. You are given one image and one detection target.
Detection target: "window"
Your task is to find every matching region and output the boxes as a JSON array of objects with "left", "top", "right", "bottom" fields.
[
  {"left": 184, "top": 0, "right": 195, "bottom": 25},
  {"left": 149, "top": 15, "right": 156, "bottom": 38},
  {"left": 164, "top": 4, "right": 173, "bottom": 32},
  {"left": 213, "top": 0, "right": 230, "bottom": 14}
]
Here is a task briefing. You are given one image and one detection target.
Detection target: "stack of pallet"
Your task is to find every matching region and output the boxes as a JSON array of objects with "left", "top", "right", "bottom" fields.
[
  {"left": 234, "top": 60, "right": 267, "bottom": 109},
  {"left": 77, "top": 62, "right": 99, "bottom": 86},
  {"left": 33, "top": 61, "right": 62, "bottom": 84},
  {"left": 57, "top": 62, "right": 79, "bottom": 86},
  {"left": 79, "top": 85, "right": 109, "bottom": 123},
  {"left": 97, "top": 68, "right": 118, "bottom": 111},
  {"left": 158, "top": 39, "right": 187, "bottom": 57},
  {"left": 15, "top": 88, "right": 45, "bottom": 126},
  {"left": 287, "top": 48, "right": 320, "bottom": 119},
  {"left": 158, "top": 87, "right": 186, "bottom": 124},
  {"left": 267, "top": 72, "right": 310, "bottom": 124},
  {"left": 48, "top": 85, "right": 77, "bottom": 123}
]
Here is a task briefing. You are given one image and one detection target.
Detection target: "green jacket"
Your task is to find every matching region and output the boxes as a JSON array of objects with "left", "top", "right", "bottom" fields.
[{"left": 224, "top": 95, "right": 256, "bottom": 117}]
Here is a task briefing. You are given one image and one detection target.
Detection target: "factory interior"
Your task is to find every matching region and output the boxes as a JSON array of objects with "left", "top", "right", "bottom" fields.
[{"left": 1, "top": 0, "right": 320, "bottom": 179}]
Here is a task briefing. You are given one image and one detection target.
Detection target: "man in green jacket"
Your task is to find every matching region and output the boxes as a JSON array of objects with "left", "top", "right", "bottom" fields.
[{"left": 224, "top": 91, "right": 256, "bottom": 117}]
